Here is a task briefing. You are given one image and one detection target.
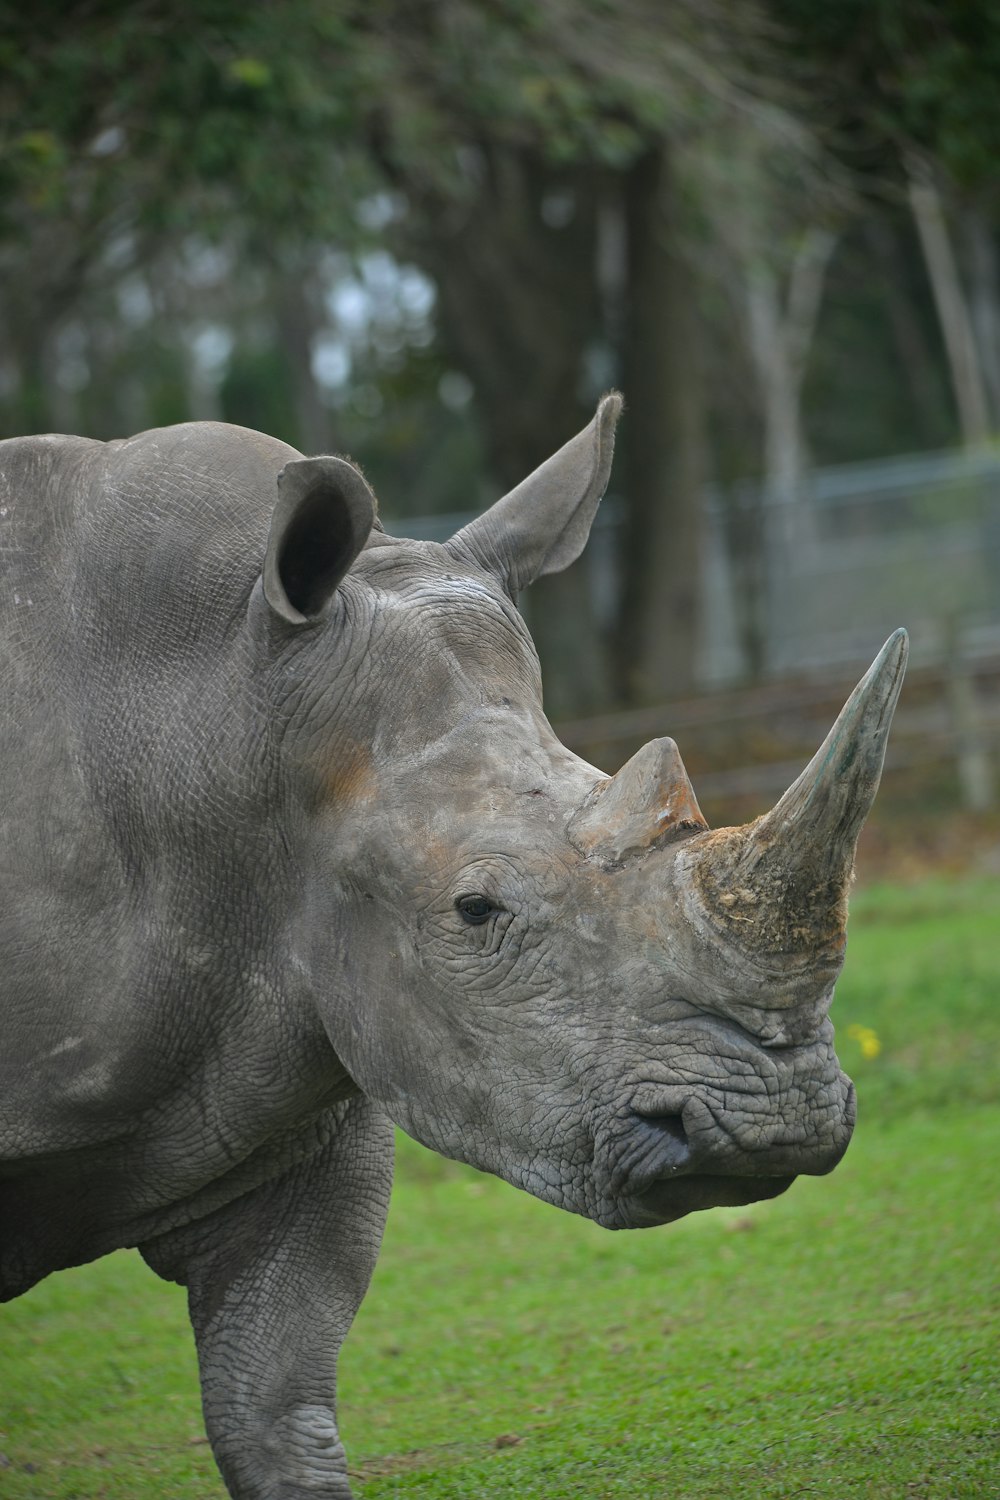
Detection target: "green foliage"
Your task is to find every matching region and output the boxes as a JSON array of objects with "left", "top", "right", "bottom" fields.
[
  {"left": 0, "top": 0, "right": 783, "bottom": 254},
  {"left": 773, "top": 0, "right": 1000, "bottom": 187},
  {"left": 0, "top": 874, "right": 996, "bottom": 1497},
  {"left": 0, "top": 0, "right": 375, "bottom": 247}
]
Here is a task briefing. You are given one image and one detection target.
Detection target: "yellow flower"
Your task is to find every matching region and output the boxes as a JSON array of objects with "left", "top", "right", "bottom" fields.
[{"left": 846, "top": 1023, "right": 882, "bottom": 1060}]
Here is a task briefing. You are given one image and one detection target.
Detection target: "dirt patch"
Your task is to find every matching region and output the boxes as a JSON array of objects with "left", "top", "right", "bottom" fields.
[{"left": 349, "top": 1432, "right": 522, "bottom": 1479}]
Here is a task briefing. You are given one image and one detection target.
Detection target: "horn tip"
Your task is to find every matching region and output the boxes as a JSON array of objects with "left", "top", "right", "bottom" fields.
[
  {"left": 869, "top": 628, "right": 909, "bottom": 706},
  {"left": 883, "top": 626, "right": 909, "bottom": 663}
]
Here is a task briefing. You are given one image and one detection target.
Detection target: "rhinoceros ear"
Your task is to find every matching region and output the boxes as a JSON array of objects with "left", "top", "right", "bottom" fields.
[
  {"left": 446, "top": 391, "right": 623, "bottom": 593},
  {"left": 263, "top": 456, "right": 377, "bottom": 624}
]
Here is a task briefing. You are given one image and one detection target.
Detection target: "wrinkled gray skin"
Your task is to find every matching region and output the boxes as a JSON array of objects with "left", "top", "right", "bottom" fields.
[{"left": 0, "top": 395, "right": 906, "bottom": 1499}]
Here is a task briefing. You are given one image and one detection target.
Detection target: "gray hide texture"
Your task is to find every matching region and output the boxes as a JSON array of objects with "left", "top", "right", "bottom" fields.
[{"left": 0, "top": 395, "right": 907, "bottom": 1498}]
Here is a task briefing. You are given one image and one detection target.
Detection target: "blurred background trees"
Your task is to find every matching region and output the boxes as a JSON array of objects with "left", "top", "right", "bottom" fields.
[{"left": 2, "top": 0, "right": 999, "bottom": 725}]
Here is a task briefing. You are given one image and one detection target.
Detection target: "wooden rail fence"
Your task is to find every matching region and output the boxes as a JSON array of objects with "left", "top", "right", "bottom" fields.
[{"left": 554, "top": 653, "right": 999, "bottom": 815}]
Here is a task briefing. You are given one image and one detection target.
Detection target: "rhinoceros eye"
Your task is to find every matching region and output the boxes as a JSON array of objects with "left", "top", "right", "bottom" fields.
[{"left": 455, "top": 894, "right": 495, "bottom": 925}]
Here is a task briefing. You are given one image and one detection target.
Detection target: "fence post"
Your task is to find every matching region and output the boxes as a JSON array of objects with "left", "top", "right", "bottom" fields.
[{"left": 946, "top": 624, "right": 995, "bottom": 811}]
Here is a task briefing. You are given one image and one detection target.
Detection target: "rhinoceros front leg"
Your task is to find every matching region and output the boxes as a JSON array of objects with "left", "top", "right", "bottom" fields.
[{"left": 140, "top": 1096, "right": 394, "bottom": 1500}]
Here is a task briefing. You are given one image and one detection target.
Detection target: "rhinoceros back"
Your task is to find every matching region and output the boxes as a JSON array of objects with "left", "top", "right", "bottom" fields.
[
  {"left": 0, "top": 422, "right": 300, "bottom": 1154},
  {"left": 1, "top": 435, "right": 114, "bottom": 1035}
]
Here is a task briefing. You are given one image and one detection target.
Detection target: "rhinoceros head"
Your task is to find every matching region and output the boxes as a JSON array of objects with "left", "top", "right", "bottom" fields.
[{"left": 254, "top": 395, "right": 906, "bottom": 1229}]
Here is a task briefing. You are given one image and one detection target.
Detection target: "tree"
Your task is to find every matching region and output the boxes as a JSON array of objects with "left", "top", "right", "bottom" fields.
[
  {"left": 772, "top": 0, "right": 1000, "bottom": 443},
  {"left": 0, "top": 1, "right": 384, "bottom": 435},
  {"left": 0, "top": 2, "right": 831, "bottom": 707},
  {"left": 687, "top": 115, "right": 845, "bottom": 676},
  {"left": 356, "top": 0, "right": 804, "bottom": 703}
]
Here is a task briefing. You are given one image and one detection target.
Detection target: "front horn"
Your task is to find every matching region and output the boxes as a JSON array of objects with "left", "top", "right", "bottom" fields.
[{"left": 694, "top": 629, "right": 909, "bottom": 968}]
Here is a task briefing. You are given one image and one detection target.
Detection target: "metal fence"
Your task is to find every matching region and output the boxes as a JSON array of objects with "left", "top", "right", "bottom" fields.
[
  {"left": 388, "top": 445, "right": 1000, "bottom": 809},
  {"left": 392, "top": 444, "right": 1000, "bottom": 685},
  {"left": 698, "top": 446, "right": 1000, "bottom": 684}
]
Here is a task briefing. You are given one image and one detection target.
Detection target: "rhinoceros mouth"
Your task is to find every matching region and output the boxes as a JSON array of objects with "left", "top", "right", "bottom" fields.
[
  {"left": 594, "top": 1069, "right": 853, "bottom": 1228},
  {"left": 613, "top": 1048, "right": 856, "bottom": 1185},
  {"left": 620, "top": 1171, "right": 796, "bottom": 1229},
  {"left": 602, "top": 1111, "right": 796, "bottom": 1227}
]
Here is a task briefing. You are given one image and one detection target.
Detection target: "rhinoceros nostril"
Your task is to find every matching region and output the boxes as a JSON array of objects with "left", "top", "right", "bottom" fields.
[{"left": 632, "top": 1110, "right": 691, "bottom": 1174}]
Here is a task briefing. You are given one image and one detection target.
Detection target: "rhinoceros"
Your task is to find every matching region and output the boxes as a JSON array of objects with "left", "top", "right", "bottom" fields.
[{"left": 0, "top": 392, "right": 906, "bottom": 1498}]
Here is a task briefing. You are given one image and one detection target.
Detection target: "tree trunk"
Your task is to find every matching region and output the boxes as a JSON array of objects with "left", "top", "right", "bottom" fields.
[
  {"left": 963, "top": 206, "right": 1000, "bottom": 430},
  {"left": 614, "top": 145, "right": 706, "bottom": 705},
  {"left": 865, "top": 215, "right": 948, "bottom": 434},
  {"left": 745, "top": 227, "right": 834, "bottom": 508},
  {"left": 739, "top": 225, "right": 835, "bottom": 674},
  {"left": 274, "top": 267, "right": 336, "bottom": 454},
  {"left": 403, "top": 147, "right": 611, "bottom": 716},
  {"left": 908, "top": 162, "right": 992, "bottom": 446}
]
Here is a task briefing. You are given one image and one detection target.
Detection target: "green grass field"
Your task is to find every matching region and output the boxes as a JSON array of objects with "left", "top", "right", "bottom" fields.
[{"left": 1, "top": 876, "right": 997, "bottom": 1498}]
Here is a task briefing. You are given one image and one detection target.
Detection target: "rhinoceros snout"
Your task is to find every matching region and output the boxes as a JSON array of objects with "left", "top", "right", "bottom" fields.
[
  {"left": 614, "top": 1069, "right": 856, "bottom": 1225},
  {"left": 673, "top": 1081, "right": 856, "bottom": 1179}
]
